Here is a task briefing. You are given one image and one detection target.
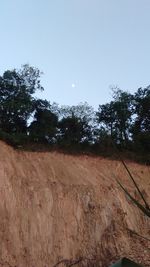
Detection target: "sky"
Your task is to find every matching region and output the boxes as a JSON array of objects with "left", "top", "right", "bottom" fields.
[{"left": 0, "top": 0, "right": 150, "bottom": 108}]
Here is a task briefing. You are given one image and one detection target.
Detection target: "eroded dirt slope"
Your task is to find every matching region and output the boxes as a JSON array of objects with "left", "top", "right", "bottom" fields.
[{"left": 0, "top": 141, "right": 149, "bottom": 267}]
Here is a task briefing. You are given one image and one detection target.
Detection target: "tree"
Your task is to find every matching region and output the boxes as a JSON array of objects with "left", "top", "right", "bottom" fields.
[
  {"left": 60, "top": 102, "right": 95, "bottom": 122},
  {"left": 0, "top": 64, "right": 43, "bottom": 134},
  {"left": 112, "top": 89, "right": 133, "bottom": 145},
  {"left": 58, "top": 115, "right": 91, "bottom": 147},
  {"left": 97, "top": 101, "right": 115, "bottom": 139},
  {"left": 57, "top": 102, "right": 94, "bottom": 148},
  {"left": 97, "top": 89, "right": 133, "bottom": 147},
  {"left": 133, "top": 86, "right": 150, "bottom": 132},
  {"left": 132, "top": 86, "right": 150, "bottom": 152},
  {"left": 29, "top": 100, "right": 58, "bottom": 143}
]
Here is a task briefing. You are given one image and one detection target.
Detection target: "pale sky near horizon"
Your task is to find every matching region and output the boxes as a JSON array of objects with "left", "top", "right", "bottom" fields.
[{"left": 0, "top": 0, "right": 150, "bottom": 108}]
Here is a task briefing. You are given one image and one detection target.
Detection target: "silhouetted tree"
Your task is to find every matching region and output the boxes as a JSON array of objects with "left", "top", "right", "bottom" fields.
[
  {"left": 97, "top": 89, "right": 133, "bottom": 147},
  {"left": 58, "top": 115, "right": 91, "bottom": 147},
  {"left": 29, "top": 100, "right": 58, "bottom": 143},
  {"left": 97, "top": 101, "right": 115, "bottom": 139},
  {"left": 112, "top": 89, "right": 133, "bottom": 145},
  {"left": 132, "top": 86, "right": 150, "bottom": 152},
  {"left": 57, "top": 103, "right": 94, "bottom": 148},
  {"left": 0, "top": 64, "right": 43, "bottom": 134},
  {"left": 0, "top": 64, "right": 149, "bottom": 158}
]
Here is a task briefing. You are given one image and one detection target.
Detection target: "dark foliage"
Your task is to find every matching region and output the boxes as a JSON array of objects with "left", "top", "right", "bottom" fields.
[
  {"left": 29, "top": 108, "right": 58, "bottom": 143},
  {"left": 0, "top": 65, "right": 149, "bottom": 162}
]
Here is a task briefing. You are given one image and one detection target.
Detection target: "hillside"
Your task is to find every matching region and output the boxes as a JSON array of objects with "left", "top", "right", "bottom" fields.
[{"left": 0, "top": 141, "right": 149, "bottom": 267}]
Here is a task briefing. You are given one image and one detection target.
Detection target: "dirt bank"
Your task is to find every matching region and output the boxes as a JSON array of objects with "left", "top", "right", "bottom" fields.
[{"left": 0, "top": 141, "right": 149, "bottom": 267}]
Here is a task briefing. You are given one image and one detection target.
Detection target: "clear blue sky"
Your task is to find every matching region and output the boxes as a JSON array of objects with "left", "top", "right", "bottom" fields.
[{"left": 0, "top": 0, "right": 150, "bottom": 108}]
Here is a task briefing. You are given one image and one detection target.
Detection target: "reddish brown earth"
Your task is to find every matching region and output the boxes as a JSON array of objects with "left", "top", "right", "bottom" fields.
[{"left": 0, "top": 141, "right": 149, "bottom": 267}]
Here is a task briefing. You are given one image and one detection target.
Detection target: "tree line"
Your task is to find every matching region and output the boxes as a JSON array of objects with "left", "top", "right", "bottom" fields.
[{"left": 0, "top": 65, "right": 149, "bottom": 161}]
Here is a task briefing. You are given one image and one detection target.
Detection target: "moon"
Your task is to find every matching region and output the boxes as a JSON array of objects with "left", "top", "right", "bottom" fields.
[{"left": 71, "top": 83, "right": 76, "bottom": 88}]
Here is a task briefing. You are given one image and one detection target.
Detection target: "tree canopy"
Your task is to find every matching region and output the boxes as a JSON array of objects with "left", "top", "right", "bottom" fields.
[{"left": 0, "top": 65, "right": 149, "bottom": 162}]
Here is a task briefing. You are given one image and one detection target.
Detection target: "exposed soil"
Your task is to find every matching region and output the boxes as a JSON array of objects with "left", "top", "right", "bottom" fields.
[{"left": 0, "top": 141, "right": 149, "bottom": 267}]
